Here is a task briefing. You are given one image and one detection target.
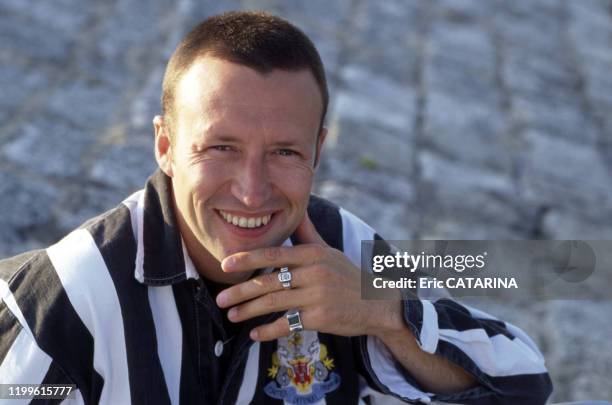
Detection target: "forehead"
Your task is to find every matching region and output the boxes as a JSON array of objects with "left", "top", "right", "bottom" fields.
[{"left": 173, "top": 56, "right": 323, "bottom": 136}]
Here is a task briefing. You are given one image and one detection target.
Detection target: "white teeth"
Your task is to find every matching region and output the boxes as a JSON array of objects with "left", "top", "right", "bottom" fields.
[{"left": 220, "top": 211, "right": 272, "bottom": 229}]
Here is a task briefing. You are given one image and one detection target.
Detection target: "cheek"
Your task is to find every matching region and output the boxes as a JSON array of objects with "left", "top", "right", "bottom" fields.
[
  {"left": 190, "top": 161, "right": 229, "bottom": 186},
  {"left": 269, "top": 163, "right": 314, "bottom": 202},
  {"left": 175, "top": 161, "right": 231, "bottom": 207}
]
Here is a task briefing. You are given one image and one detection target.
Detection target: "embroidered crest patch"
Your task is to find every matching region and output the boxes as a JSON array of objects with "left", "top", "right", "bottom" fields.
[{"left": 264, "top": 331, "right": 340, "bottom": 404}]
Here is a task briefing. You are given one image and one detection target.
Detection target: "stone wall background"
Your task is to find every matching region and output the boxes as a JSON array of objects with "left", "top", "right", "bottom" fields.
[{"left": 1, "top": 0, "right": 611, "bottom": 402}]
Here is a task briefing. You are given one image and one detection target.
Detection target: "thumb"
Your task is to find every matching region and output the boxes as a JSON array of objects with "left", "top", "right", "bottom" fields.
[{"left": 294, "top": 211, "right": 327, "bottom": 246}]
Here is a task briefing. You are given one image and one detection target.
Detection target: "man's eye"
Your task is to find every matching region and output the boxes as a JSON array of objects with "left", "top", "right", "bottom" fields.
[
  {"left": 211, "top": 145, "right": 234, "bottom": 152},
  {"left": 275, "top": 149, "right": 298, "bottom": 157}
]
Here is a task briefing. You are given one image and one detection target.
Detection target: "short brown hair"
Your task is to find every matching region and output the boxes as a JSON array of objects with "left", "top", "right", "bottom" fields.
[{"left": 161, "top": 11, "right": 329, "bottom": 134}]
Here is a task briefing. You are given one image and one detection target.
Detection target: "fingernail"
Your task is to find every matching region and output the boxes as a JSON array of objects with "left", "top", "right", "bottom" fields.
[
  {"left": 250, "top": 329, "right": 259, "bottom": 340},
  {"left": 216, "top": 292, "right": 227, "bottom": 306},
  {"left": 222, "top": 257, "right": 235, "bottom": 271},
  {"left": 228, "top": 307, "right": 238, "bottom": 320}
]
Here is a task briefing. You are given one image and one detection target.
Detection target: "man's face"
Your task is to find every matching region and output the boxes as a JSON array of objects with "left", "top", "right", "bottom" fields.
[{"left": 155, "top": 56, "right": 326, "bottom": 280}]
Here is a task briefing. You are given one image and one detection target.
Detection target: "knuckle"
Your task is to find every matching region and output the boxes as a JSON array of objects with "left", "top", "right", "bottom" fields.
[
  {"left": 311, "top": 264, "right": 329, "bottom": 279},
  {"left": 310, "top": 306, "right": 327, "bottom": 324},
  {"left": 264, "top": 293, "right": 278, "bottom": 309},
  {"left": 313, "top": 286, "right": 328, "bottom": 303},
  {"left": 235, "top": 283, "right": 247, "bottom": 297},
  {"left": 249, "top": 278, "right": 260, "bottom": 290},
  {"left": 329, "top": 247, "right": 343, "bottom": 260},
  {"left": 329, "top": 305, "right": 344, "bottom": 324},
  {"left": 263, "top": 272, "right": 278, "bottom": 288},
  {"left": 311, "top": 244, "right": 326, "bottom": 259},
  {"left": 337, "top": 305, "right": 349, "bottom": 322},
  {"left": 264, "top": 247, "right": 281, "bottom": 261}
]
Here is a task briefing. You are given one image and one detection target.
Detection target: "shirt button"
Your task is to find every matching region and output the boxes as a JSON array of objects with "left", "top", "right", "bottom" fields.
[{"left": 214, "top": 340, "right": 224, "bottom": 357}]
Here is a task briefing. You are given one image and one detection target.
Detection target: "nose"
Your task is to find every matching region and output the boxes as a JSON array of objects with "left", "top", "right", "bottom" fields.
[{"left": 230, "top": 155, "right": 272, "bottom": 208}]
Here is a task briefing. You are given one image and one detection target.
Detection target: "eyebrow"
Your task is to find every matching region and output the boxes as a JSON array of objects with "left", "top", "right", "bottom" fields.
[
  {"left": 269, "top": 140, "right": 306, "bottom": 148},
  {"left": 208, "top": 134, "right": 242, "bottom": 143},
  {"left": 204, "top": 131, "right": 308, "bottom": 147}
]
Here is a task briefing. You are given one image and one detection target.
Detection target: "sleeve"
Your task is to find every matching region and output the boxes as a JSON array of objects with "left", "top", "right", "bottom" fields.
[
  {"left": 0, "top": 256, "right": 85, "bottom": 405},
  {"left": 0, "top": 286, "right": 82, "bottom": 404},
  {"left": 359, "top": 299, "right": 553, "bottom": 405},
  {"left": 337, "top": 207, "right": 553, "bottom": 405}
]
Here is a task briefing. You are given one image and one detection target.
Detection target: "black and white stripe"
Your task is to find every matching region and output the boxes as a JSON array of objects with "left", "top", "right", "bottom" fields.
[
  {"left": 0, "top": 246, "right": 105, "bottom": 404},
  {"left": 0, "top": 170, "right": 552, "bottom": 404},
  {"left": 335, "top": 206, "right": 552, "bottom": 404}
]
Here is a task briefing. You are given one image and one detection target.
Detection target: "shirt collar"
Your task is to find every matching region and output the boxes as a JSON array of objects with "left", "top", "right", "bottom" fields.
[{"left": 132, "top": 169, "right": 196, "bottom": 285}]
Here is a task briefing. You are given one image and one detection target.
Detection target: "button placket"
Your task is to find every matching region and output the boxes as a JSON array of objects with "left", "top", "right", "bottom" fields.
[
  {"left": 191, "top": 279, "right": 230, "bottom": 404},
  {"left": 194, "top": 279, "right": 228, "bottom": 341}
]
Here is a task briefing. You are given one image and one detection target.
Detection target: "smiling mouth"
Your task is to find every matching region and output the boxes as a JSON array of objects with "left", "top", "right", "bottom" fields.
[{"left": 218, "top": 210, "right": 273, "bottom": 229}]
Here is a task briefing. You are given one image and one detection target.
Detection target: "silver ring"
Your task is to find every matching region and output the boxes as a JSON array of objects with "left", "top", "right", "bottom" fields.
[
  {"left": 278, "top": 267, "right": 292, "bottom": 289},
  {"left": 286, "top": 309, "right": 303, "bottom": 333}
]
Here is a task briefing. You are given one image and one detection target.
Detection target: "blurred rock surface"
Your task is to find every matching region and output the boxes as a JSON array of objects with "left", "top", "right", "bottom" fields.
[{"left": 1, "top": 0, "right": 611, "bottom": 402}]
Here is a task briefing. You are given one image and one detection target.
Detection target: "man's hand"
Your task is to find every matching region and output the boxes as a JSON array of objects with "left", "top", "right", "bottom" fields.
[
  {"left": 216, "top": 213, "right": 404, "bottom": 341},
  {"left": 216, "top": 213, "right": 478, "bottom": 394}
]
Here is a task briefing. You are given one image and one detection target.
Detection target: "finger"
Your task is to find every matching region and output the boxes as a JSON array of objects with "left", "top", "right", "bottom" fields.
[
  {"left": 216, "top": 266, "right": 312, "bottom": 308},
  {"left": 250, "top": 310, "right": 315, "bottom": 341},
  {"left": 222, "top": 244, "right": 325, "bottom": 273},
  {"left": 227, "top": 287, "right": 313, "bottom": 323},
  {"left": 294, "top": 211, "right": 327, "bottom": 246}
]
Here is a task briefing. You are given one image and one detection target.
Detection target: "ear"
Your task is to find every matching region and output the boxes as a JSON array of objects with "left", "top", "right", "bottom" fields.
[
  {"left": 153, "top": 115, "right": 174, "bottom": 177},
  {"left": 313, "top": 127, "right": 328, "bottom": 170}
]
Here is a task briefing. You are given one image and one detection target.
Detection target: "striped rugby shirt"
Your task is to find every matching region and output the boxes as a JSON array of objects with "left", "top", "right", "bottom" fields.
[{"left": 0, "top": 170, "right": 552, "bottom": 404}]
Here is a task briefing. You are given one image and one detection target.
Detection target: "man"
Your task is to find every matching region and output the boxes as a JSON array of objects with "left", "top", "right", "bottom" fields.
[{"left": 0, "top": 11, "right": 552, "bottom": 405}]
